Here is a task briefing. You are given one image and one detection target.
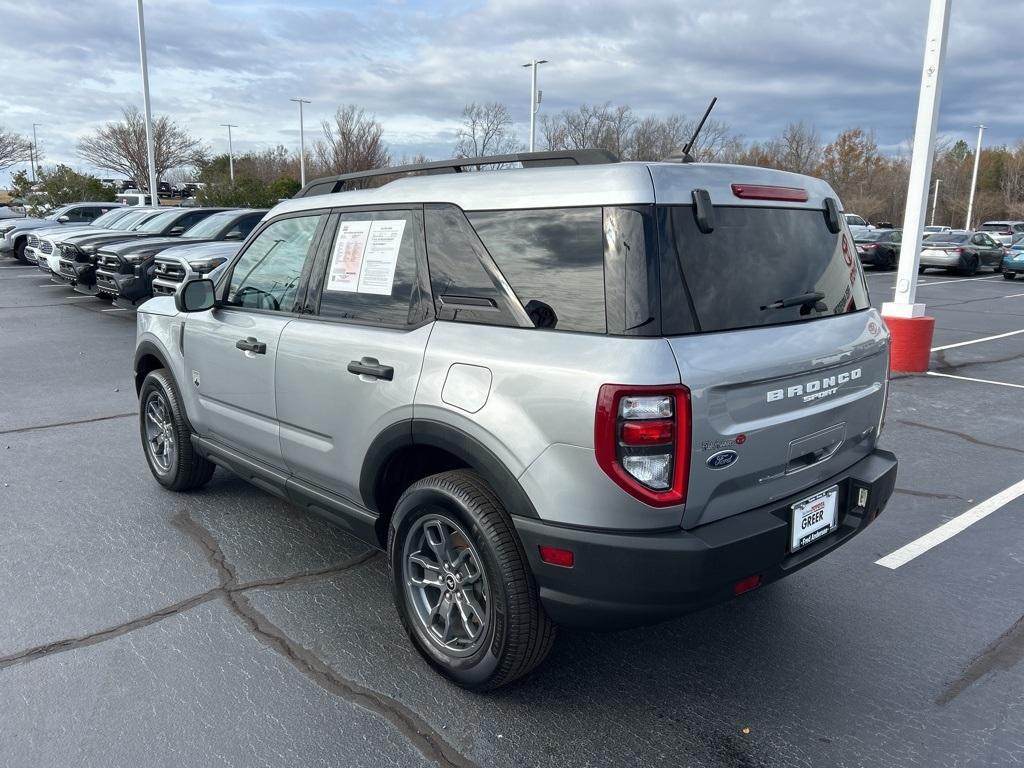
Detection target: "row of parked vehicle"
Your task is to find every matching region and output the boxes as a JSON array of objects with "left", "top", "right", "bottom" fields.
[
  {"left": 845, "top": 212, "right": 1024, "bottom": 277},
  {"left": 0, "top": 202, "right": 264, "bottom": 306}
]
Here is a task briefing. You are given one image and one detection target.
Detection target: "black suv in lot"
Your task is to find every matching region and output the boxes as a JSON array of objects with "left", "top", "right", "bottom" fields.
[{"left": 94, "top": 209, "right": 264, "bottom": 304}]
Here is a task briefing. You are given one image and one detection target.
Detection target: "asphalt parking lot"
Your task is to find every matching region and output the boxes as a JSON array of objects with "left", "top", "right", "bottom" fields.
[{"left": 1, "top": 264, "right": 1022, "bottom": 768}]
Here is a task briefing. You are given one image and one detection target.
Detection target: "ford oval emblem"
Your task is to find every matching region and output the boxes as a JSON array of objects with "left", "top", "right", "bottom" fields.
[{"left": 706, "top": 450, "right": 738, "bottom": 470}]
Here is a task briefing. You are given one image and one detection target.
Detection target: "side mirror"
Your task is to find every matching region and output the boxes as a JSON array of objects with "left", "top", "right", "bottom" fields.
[
  {"left": 175, "top": 278, "right": 216, "bottom": 313},
  {"left": 223, "top": 229, "right": 242, "bottom": 240},
  {"left": 169, "top": 225, "right": 186, "bottom": 236},
  {"left": 57, "top": 215, "right": 70, "bottom": 223}
]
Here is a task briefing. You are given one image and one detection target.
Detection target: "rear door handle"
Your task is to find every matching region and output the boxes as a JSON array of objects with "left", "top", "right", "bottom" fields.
[
  {"left": 347, "top": 357, "right": 394, "bottom": 381},
  {"left": 235, "top": 336, "right": 267, "bottom": 354}
]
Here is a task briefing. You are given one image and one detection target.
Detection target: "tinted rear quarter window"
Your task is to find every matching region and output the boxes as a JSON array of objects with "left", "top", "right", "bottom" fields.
[
  {"left": 468, "top": 208, "right": 605, "bottom": 333},
  {"left": 659, "top": 205, "right": 870, "bottom": 334}
]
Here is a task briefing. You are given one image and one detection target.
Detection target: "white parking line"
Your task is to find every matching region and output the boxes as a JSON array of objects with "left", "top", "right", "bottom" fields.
[
  {"left": 0, "top": 265, "right": 34, "bottom": 269},
  {"left": 912, "top": 275, "right": 1003, "bottom": 287},
  {"left": 876, "top": 477, "right": 1024, "bottom": 569},
  {"left": 925, "top": 371, "right": 1024, "bottom": 389},
  {"left": 0, "top": 274, "right": 52, "bottom": 280},
  {"left": 931, "top": 328, "right": 1024, "bottom": 351},
  {"left": 1003, "top": 292, "right": 1024, "bottom": 298},
  {"left": 100, "top": 308, "right": 127, "bottom": 312},
  {"left": 60, "top": 296, "right": 95, "bottom": 301}
]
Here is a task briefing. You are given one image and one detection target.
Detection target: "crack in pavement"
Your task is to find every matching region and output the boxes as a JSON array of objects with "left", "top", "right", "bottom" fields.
[
  {"left": 892, "top": 419, "right": 1024, "bottom": 456},
  {"left": 0, "top": 512, "right": 477, "bottom": 768},
  {"left": 894, "top": 487, "right": 966, "bottom": 501},
  {"left": 0, "top": 412, "right": 136, "bottom": 436},
  {"left": 937, "top": 615, "right": 1024, "bottom": 706}
]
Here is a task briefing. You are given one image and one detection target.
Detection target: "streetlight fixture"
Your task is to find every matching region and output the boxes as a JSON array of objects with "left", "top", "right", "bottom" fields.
[
  {"left": 964, "top": 124, "right": 986, "bottom": 231},
  {"left": 30, "top": 123, "right": 41, "bottom": 183},
  {"left": 135, "top": 0, "right": 159, "bottom": 205},
  {"left": 221, "top": 124, "right": 238, "bottom": 182},
  {"left": 290, "top": 98, "right": 310, "bottom": 188},
  {"left": 930, "top": 178, "right": 942, "bottom": 226},
  {"left": 522, "top": 59, "right": 548, "bottom": 152}
]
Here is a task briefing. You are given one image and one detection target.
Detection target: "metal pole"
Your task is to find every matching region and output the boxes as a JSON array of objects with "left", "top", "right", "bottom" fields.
[
  {"left": 964, "top": 124, "right": 986, "bottom": 231},
  {"left": 883, "top": 0, "right": 951, "bottom": 319},
  {"left": 31, "top": 123, "right": 40, "bottom": 183},
  {"left": 522, "top": 60, "right": 547, "bottom": 152},
  {"left": 930, "top": 178, "right": 941, "bottom": 226},
  {"left": 290, "top": 98, "right": 310, "bottom": 187},
  {"left": 221, "top": 124, "right": 237, "bottom": 182},
  {"left": 136, "top": 0, "right": 159, "bottom": 206}
]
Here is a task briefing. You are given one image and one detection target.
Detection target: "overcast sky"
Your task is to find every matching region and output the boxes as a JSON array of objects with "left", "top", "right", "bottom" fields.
[{"left": 1, "top": 0, "right": 1020, "bottom": 185}]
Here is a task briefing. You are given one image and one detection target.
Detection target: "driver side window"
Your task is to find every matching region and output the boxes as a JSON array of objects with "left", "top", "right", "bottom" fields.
[{"left": 226, "top": 214, "right": 323, "bottom": 312}]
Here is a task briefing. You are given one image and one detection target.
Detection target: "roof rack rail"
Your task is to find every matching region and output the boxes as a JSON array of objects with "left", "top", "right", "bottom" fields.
[{"left": 294, "top": 149, "right": 619, "bottom": 198}]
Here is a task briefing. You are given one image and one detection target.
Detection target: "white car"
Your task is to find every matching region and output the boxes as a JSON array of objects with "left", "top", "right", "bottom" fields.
[
  {"left": 151, "top": 241, "right": 240, "bottom": 297},
  {"left": 923, "top": 225, "right": 951, "bottom": 235},
  {"left": 39, "top": 208, "right": 160, "bottom": 277}
]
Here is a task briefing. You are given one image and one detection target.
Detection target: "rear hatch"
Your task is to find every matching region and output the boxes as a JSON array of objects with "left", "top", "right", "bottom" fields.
[{"left": 654, "top": 202, "right": 888, "bottom": 529}]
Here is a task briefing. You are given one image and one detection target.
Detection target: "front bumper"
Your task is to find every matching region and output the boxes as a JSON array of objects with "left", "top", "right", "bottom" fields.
[
  {"left": 96, "top": 267, "right": 152, "bottom": 303},
  {"left": 514, "top": 448, "right": 897, "bottom": 629}
]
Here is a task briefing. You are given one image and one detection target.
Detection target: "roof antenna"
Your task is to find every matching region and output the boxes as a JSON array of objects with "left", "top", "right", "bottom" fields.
[{"left": 673, "top": 97, "right": 718, "bottom": 163}]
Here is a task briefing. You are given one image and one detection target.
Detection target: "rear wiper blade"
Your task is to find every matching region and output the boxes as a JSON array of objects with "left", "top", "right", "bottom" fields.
[{"left": 760, "top": 291, "right": 826, "bottom": 313}]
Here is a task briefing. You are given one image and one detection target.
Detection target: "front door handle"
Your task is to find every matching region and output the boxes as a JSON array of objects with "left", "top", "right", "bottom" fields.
[
  {"left": 347, "top": 357, "right": 394, "bottom": 381},
  {"left": 235, "top": 336, "right": 267, "bottom": 354}
]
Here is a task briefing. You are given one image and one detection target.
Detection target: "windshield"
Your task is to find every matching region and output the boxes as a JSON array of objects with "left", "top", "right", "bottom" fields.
[
  {"left": 182, "top": 211, "right": 237, "bottom": 239},
  {"left": 857, "top": 231, "right": 885, "bottom": 242},
  {"left": 136, "top": 210, "right": 180, "bottom": 233},
  {"left": 659, "top": 206, "right": 870, "bottom": 334},
  {"left": 90, "top": 208, "right": 131, "bottom": 228},
  {"left": 925, "top": 233, "right": 968, "bottom": 244},
  {"left": 979, "top": 223, "right": 1011, "bottom": 232},
  {"left": 114, "top": 209, "right": 155, "bottom": 230},
  {"left": 923, "top": 226, "right": 945, "bottom": 233}
]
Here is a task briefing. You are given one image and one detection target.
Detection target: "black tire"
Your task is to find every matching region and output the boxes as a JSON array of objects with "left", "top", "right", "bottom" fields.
[
  {"left": 959, "top": 255, "right": 978, "bottom": 276},
  {"left": 918, "top": 266, "right": 927, "bottom": 275},
  {"left": 1004, "top": 271, "right": 1017, "bottom": 280},
  {"left": 388, "top": 470, "right": 555, "bottom": 690},
  {"left": 13, "top": 237, "right": 26, "bottom": 262},
  {"left": 885, "top": 250, "right": 897, "bottom": 270},
  {"left": 139, "top": 369, "right": 215, "bottom": 492}
]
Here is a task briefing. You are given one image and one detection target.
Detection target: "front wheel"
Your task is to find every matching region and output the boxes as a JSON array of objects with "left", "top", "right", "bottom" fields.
[
  {"left": 389, "top": 470, "right": 555, "bottom": 690},
  {"left": 139, "top": 369, "right": 215, "bottom": 491},
  {"left": 13, "top": 238, "right": 26, "bottom": 262},
  {"left": 1005, "top": 271, "right": 1017, "bottom": 280},
  {"left": 959, "top": 255, "right": 979, "bottom": 276}
]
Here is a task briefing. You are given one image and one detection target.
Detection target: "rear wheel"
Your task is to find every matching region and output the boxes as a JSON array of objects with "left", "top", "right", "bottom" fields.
[
  {"left": 389, "top": 470, "right": 555, "bottom": 690},
  {"left": 13, "top": 238, "right": 26, "bottom": 262},
  {"left": 139, "top": 369, "right": 215, "bottom": 491},
  {"left": 959, "top": 255, "right": 978, "bottom": 276}
]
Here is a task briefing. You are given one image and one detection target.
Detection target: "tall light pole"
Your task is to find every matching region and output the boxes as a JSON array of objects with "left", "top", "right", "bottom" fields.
[
  {"left": 290, "top": 98, "right": 310, "bottom": 188},
  {"left": 882, "top": 0, "right": 951, "bottom": 373},
  {"left": 930, "top": 178, "right": 942, "bottom": 226},
  {"left": 221, "top": 124, "right": 237, "bottom": 182},
  {"left": 964, "top": 124, "right": 986, "bottom": 231},
  {"left": 30, "top": 123, "right": 40, "bottom": 183},
  {"left": 135, "top": 0, "right": 159, "bottom": 205},
  {"left": 522, "top": 59, "right": 548, "bottom": 152}
]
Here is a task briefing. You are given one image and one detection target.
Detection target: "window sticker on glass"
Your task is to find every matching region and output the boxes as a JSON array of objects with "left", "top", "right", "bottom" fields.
[{"left": 327, "top": 219, "right": 407, "bottom": 296}]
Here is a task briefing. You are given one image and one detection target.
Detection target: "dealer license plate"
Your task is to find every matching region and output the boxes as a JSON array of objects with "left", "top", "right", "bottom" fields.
[{"left": 790, "top": 486, "right": 839, "bottom": 552}]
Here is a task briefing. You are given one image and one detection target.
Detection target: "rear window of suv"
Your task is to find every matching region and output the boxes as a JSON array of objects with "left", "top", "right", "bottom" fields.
[{"left": 658, "top": 206, "right": 870, "bottom": 334}]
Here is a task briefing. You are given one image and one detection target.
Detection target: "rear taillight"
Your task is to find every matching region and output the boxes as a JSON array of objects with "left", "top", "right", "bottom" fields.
[
  {"left": 595, "top": 385, "right": 690, "bottom": 507},
  {"left": 731, "top": 183, "right": 809, "bottom": 202}
]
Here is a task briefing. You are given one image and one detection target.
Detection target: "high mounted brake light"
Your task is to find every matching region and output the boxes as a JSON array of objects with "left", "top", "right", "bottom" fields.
[
  {"left": 731, "top": 184, "right": 809, "bottom": 203},
  {"left": 595, "top": 384, "right": 690, "bottom": 507}
]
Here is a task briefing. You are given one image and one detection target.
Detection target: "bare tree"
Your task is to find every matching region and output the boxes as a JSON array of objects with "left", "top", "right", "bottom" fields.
[
  {"left": 76, "top": 106, "right": 206, "bottom": 190},
  {"left": 0, "top": 127, "right": 33, "bottom": 171},
  {"left": 778, "top": 121, "right": 821, "bottom": 174},
  {"left": 313, "top": 105, "right": 390, "bottom": 182},
  {"left": 453, "top": 102, "right": 521, "bottom": 159},
  {"left": 631, "top": 114, "right": 689, "bottom": 161}
]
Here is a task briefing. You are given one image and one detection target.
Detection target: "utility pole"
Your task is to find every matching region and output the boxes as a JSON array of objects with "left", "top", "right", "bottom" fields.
[
  {"left": 930, "top": 178, "right": 941, "bottom": 226},
  {"left": 964, "top": 124, "right": 986, "bottom": 231},
  {"left": 522, "top": 59, "right": 548, "bottom": 152},
  {"left": 289, "top": 99, "right": 310, "bottom": 187},
  {"left": 30, "top": 123, "right": 40, "bottom": 183},
  {"left": 221, "top": 124, "right": 237, "bottom": 182},
  {"left": 135, "top": 0, "right": 159, "bottom": 205}
]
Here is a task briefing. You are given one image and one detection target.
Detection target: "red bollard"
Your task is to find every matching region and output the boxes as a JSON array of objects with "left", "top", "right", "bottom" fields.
[{"left": 882, "top": 314, "right": 936, "bottom": 373}]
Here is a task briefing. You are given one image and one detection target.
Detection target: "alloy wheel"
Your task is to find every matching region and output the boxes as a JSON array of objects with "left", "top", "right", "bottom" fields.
[{"left": 143, "top": 390, "right": 176, "bottom": 473}]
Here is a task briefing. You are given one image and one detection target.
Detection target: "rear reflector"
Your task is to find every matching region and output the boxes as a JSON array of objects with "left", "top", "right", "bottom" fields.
[
  {"left": 538, "top": 545, "right": 574, "bottom": 568},
  {"left": 734, "top": 575, "right": 762, "bottom": 595},
  {"left": 731, "top": 184, "right": 809, "bottom": 203},
  {"left": 621, "top": 419, "right": 674, "bottom": 445}
]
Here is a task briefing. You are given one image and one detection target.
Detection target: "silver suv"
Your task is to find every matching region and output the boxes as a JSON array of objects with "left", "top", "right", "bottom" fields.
[{"left": 134, "top": 151, "right": 897, "bottom": 690}]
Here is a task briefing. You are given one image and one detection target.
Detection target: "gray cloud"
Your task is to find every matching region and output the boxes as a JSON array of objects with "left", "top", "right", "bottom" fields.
[{"left": 1, "top": 0, "right": 1019, "bottom": 185}]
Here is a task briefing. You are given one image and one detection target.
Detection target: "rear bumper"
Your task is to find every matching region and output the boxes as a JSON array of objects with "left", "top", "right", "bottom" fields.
[{"left": 514, "top": 448, "right": 897, "bottom": 629}]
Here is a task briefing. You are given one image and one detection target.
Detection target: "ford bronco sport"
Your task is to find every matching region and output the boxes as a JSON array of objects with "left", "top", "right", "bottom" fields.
[{"left": 133, "top": 150, "right": 897, "bottom": 690}]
